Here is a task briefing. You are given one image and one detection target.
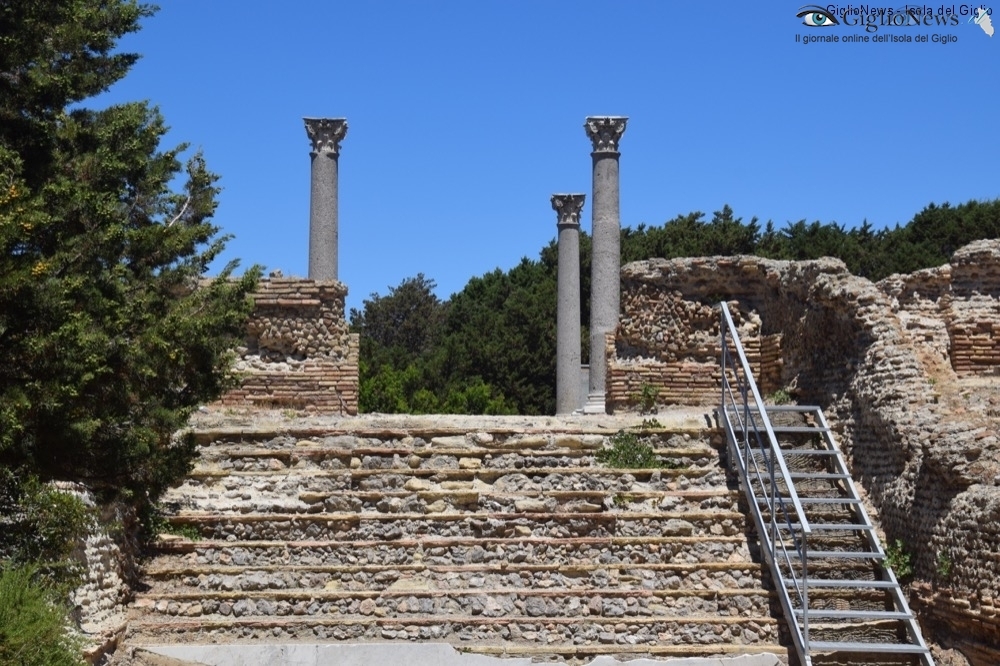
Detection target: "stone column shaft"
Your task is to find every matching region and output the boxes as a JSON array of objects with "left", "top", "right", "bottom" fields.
[
  {"left": 584, "top": 116, "right": 627, "bottom": 414},
  {"left": 305, "top": 118, "right": 348, "bottom": 281},
  {"left": 552, "top": 194, "right": 585, "bottom": 415}
]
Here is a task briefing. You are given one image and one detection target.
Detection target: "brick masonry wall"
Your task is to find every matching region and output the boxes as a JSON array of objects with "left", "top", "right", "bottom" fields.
[
  {"left": 945, "top": 240, "right": 1000, "bottom": 375},
  {"left": 608, "top": 256, "right": 801, "bottom": 410},
  {"left": 879, "top": 239, "right": 1000, "bottom": 377},
  {"left": 610, "top": 241, "right": 1000, "bottom": 661},
  {"left": 217, "top": 279, "right": 359, "bottom": 414}
]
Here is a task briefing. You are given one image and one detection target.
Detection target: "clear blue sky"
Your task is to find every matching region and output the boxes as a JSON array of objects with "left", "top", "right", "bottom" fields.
[{"left": 92, "top": 1, "right": 999, "bottom": 314}]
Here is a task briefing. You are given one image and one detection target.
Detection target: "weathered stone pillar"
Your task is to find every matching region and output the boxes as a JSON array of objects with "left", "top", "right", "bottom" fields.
[
  {"left": 304, "top": 118, "right": 348, "bottom": 281},
  {"left": 552, "top": 193, "right": 586, "bottom": 415},
  {"left": 583, "top": 116, "right": 627, "bottom": 414}
]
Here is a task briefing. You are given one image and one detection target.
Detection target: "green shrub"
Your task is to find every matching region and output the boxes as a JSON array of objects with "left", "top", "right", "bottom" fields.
[
  {"left": 885, "top": 539, "right": 914, "bottom": 581},
  {"left": 936, "top": 550, "right": 952, "bottom": 580},
  {"left": 632, "top": 383, "right": 659, "bottom": 414},
  {"left": 0, "top": 470, "right": 93, "bottom": 592},
  {"left": 596, "top": 431, "right": 659, "bottom": 469},
  {"left": 766, "top": 388, "right": 792, "bottom": 405},
  {"left": 0, "top": 564, "right": 83, "bottom": 666}
]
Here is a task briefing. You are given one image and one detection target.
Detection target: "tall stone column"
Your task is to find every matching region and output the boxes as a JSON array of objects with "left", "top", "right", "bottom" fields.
[
  {"left": 304, "top": 118, "right": 348, "bottom": 281},
  {"left": 552, "top": 193, "right": 586, "bottom": 415},
  {"left": 583, "top": 116, "right": 628, "bottom": 414}
]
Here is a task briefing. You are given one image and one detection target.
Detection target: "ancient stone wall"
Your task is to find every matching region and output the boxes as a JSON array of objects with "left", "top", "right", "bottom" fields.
[
  {"left": 610, "top": 241, "right": 1000, "bottom": 662},
  {"left": 218, "top": 279, "right": 359, "bottom": 414},
  {"left": 47, "top": 482, "right": 138, "bottom": 664},
  {"left": 879, "top": 239, "right": 1000, "bottom": 377},
  {"left": 608, "top": 257, "right": 792, "bottom": 411}
]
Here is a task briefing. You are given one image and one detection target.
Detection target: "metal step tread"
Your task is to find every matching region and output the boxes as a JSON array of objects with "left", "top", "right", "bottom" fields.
[
  {"left": 803, "top": 550, "right": 885, "bottom": 560},
  {"left": 807, "top": 640, "right": 929, "bottom": 654},
  {"left": 781, "top": 522, "right": 873, "bottom": 531},
  {"left": 768, "top": 447, "right": 837, "bottom": 455},
  {"left": 794, "top": 609, "right": 913, "bottom": 620},
  {"left": 756, "top": 497, "right": 861, "bottom": 505},
  {"left": 769, "top": 426, "right": 830, "bottom": 434},
  {"left": 761, "top": 405, "right": 823, "bottom": 413},
  {"left": 789, "top": 472, "right": 851, "bottom": 480},
  {"left": 788, "top": 578, "right": 897, "bottom": 589}
]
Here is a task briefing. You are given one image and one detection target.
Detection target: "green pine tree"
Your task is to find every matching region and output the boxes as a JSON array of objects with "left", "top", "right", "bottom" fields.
[{"left": 0, "top": 2, "right": 260, "bottom": 515}]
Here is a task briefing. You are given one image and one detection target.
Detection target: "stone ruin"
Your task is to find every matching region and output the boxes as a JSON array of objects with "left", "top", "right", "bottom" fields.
[
  {"left": 60, "top": 111, "right": 1000, "bottom": 664},
  {"left": 607, "top": 239, "right": 1000, "bottom": 664},
  {"left": 216, "top": 278, "right": 359, "bottom": 414}
]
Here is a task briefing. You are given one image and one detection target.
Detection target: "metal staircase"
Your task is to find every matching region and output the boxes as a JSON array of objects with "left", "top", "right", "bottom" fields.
[{"left": 718, "top": 302, "right": 934, "bottom": 666}]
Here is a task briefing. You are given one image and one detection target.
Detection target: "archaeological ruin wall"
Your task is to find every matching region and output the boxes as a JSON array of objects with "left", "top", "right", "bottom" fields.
[
  {"left": 217, "top": 278, "right": 359, "bottom": 414},
  {"left": 608, "top": 240, "right": 1000, "bottom": 663},
  {"left": 880, "top": 239, "right": 1000, "bottom": 378}
]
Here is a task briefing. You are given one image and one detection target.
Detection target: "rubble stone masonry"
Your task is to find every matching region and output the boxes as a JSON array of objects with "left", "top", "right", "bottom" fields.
[
  {"left": 609, "top": 240, "right": 1000, "bottom": 661},
  {"left": 217, "top": 278, "right": 359, "bottom": 414},
  {"left": 880, "top": 239, "right": 1000, "bottom": 377}
]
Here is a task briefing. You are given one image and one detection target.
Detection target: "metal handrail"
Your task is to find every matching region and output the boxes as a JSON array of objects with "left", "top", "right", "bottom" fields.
[{"left": 719, "top": 302, "right": 812, "bottom": 658}]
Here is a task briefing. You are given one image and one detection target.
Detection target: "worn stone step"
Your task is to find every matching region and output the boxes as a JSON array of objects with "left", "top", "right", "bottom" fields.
[
  {"left": 462, "top": 643, "right": 787, "bottom": 661},
  {"left": 165, "top": 510, "right": 747, "bottom": 542},
  {"left": 164, "top": 487, "right": 742, "bottom": 516},
  {"left": 142, "top": 561, "right": 767, "bottom": 595},
  {"left": 193, "top": 444, "right": 720, "bottom": 473},
  {"left": 152, "top": 535, "right": 754, "bottom": 568},
  {"left": 134, "top": 585, "right": 776, "bottom": 622},
  {"left": 124, "top": 613, "right": 781, "bottom": 649},
  {"left": 191, "top": 429, "right": 716, "bottom": 452},
  {"left": 166, "top": 466, "right": 730, "bottom": 498}
]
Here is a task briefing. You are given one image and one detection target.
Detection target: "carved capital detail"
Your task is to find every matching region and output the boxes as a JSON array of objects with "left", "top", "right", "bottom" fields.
[
  {"left": 584, "top": 116, "right": 628, "bottom": 154},
  {"left": 305, "top": 118, "right": 348, "bottom": 155},
  {"left": 551, "top": 193, "right": 586, "bottom": 228}
]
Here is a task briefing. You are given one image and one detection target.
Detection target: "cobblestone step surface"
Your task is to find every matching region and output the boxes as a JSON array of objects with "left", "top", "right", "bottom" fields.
[
  {"left": 124, "top": 614, "right": 783, "bottom": 650},
  {"left": 133, "top": 585, "right": 777, "bottom": 621},
  {"left": 151, "top": 535, "right": 756, "bottom": 568},
  {"left": 166, "top": 509, "right": 747, "bottom": 541},
  {"left": 191, "top": 442, "right": 719, "bottom": 472},
  {"left": 123, "top": 421, "right": 790, "bottom": 662},
  {"left": 166, "top": 487, "right": 742, "bottom": 515},
  {"left": 141, "top": 561, "right": 767, "bottom": 595}
]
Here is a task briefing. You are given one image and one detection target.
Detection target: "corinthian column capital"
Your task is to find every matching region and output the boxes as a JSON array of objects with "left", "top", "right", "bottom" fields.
[
  {"left": 305, "top": 118, "right": 348, "bottom": 155},
  {"left": 584, "top": 116, "right": 628, "bottom": 154},
  {"left": 551, "top": 194, "right": 586, "bottom": 229}
]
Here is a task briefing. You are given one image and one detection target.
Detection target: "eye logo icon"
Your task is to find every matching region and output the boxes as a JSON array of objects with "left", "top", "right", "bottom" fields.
[{"left": 796, "top": 5, "right": 840, "bottom": 26}]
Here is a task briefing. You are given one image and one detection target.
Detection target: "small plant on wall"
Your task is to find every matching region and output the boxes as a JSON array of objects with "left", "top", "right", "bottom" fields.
[
  {"left": 630, "top": 382, "right": 659, "bottom": 415},
  {"left": 596, "top": 431, "right": 659, "bottom": 469},
  {"left": 935, "top": 550, "right": 952, "bottom": 582},
  {"left": 885, "top": 539, "right": 914, "bottom": 582},
  {"left": 766, "top": 388, "right": 792, "bottom": 405}
]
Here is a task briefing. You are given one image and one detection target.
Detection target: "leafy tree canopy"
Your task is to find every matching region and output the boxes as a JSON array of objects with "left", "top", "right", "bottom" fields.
[
  {"left": 0, "top": 1, "right": 260, "bottom": 515},
  {"left": 352, "top": 199, "right": 1000, "bottom": 416}
]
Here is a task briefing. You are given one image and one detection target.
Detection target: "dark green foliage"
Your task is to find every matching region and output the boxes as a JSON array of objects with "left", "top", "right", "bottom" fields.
[
  {"left": 351, "top": 244, "right": 588, "bottom": 415},
  {"left": 885, "top": 539, "right": 914, "bottom": 582},
  {"left": 0, "top": 565, "right": 84, "bottom": 666},
  {"left": 350, "top": 273, "right": 446, "bottom": 369},
  {"left": 622, "top": 206, "right": 759, "bottom": 262},
  {"left": 595, "top": 431, "right": 659, "bottom": 469},
  {"left": 0, "top": 470, "right": 93, "bottom": 593},
  {"left": 355, "top": 199, "right": 999, "bottom": 415},
  {"left": 0, "top": 1, "right": 259, "bottom": 523},
  {"left": 441, "top": 257, "right": 558, "bottom": 415}
]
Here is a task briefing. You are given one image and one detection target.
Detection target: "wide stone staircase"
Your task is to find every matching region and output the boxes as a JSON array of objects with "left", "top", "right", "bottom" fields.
[{"left": 120, "top": 416, "right": 791, "bottom": 663}]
